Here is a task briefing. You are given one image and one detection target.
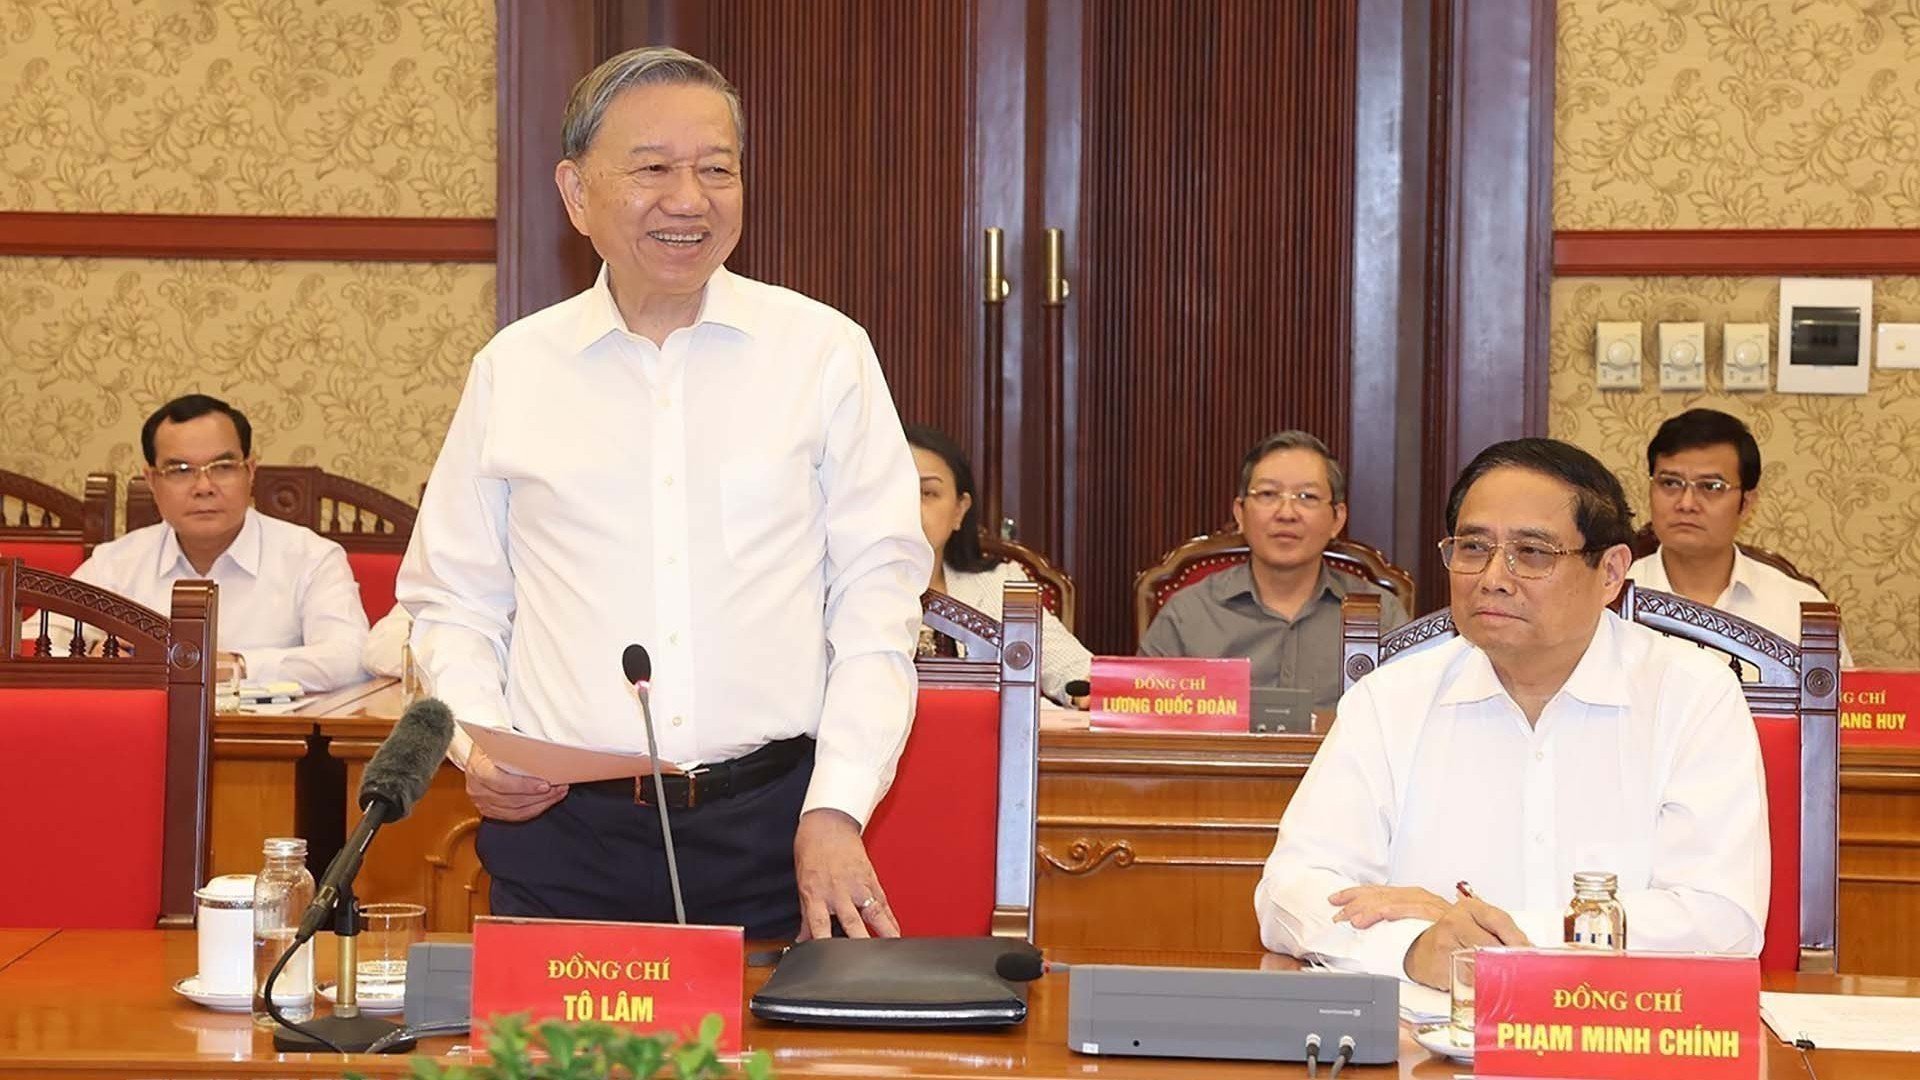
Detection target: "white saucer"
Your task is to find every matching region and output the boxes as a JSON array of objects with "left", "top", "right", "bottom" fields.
[
  {"left": 173, "top": 975, "right": 312, "bottom": 1013},
  {"left": 173, "top": 975, "right": 250, "bottom": 1012},
  {"left": 318, "top": 981, "right": 406, "bottom": 1016},
  {"left": 1413, "top": 1023, "right": 1474, "bottom": 1063}
]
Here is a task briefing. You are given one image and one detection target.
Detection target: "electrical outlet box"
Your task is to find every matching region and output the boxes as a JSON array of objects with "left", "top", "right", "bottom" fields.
[
  {"left": 1658, "top": 322, "right": 1707, "bottom": 390},
  {"left": 1879, "top": 323, "right": 1920, "bottom": 369},
  {"left": 1595, "top": 322, "right": 1643, "bottom": 390},
  {"left": 1723, "top": 323, "right": 1770, "bottom": 391}
]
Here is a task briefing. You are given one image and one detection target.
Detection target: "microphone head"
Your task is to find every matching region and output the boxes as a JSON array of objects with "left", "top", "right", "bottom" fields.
[
  {"left": 357, "top": 697, "right": 455, "bottom": 820},
  {"left": 994, "top": 951, "right": 1047, "bottom": 983},
  {"left": 1064, "top": 679, "right": 1091, "bottom": 698},
  {"left": 622, "top": 643, "right": 652, "bottom": 686}
]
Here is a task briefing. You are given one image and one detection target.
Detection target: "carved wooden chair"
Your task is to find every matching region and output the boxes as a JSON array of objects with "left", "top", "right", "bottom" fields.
[
  {"left": 1344, "top": 582, "right": 1840, "bottom": 973},
  {"left": 863, "top": 584, "right": 1043, "bottom": 938},
  {"left": 0, "top": 559, "right": 214, "bottom": 928},
  {"left": 1630, "top": 524, "right": 1826, "bottom": 593},
  {"left": 130, "top": 465, "right": 416, "bottom": 621},
  {"left": 1134, "top": 527, "right": 1414, "bottom": 642},
  {"left": 981, "top": 534, "right": 1077, "bottom": 632},
  {"left": 0, "top": 470, "right": 116, "bottom": 576}
]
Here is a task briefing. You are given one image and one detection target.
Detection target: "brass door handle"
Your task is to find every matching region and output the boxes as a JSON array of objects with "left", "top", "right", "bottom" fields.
[
  {"left": 984, "top": 227, "right": 1012, "bottom": 303},
  {"left": 1044, "top": 227, "right": 1069, "bottom": 305}
]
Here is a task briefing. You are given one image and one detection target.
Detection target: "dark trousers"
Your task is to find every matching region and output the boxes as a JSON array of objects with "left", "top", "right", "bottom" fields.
[{"left": 477, "top": 749, "right": 812, "bottom": 940}]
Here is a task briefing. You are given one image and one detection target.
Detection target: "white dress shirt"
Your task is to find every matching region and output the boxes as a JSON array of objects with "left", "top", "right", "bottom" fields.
[
  {"left": 941, "top": 560, "right": 1093, "bottom": 704},
  {"left": 398, "top": 265, "right": 933, "bottom": 826},
  {"left": 1628, "top": 546, "right": 1852, "bottom": 667},
  {"left": 45, "top": 508, "right": 369, "bottom": 691},
  {"left": 1256, "top": 610, "right": 1769, "bottom": 979},
  {"left": 362, "top": 603, "right": 409, "bottom": 677}
]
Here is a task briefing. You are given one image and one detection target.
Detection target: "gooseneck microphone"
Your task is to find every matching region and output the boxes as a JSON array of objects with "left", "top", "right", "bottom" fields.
[
  {"left": 296, "top": 698, "right": 456, "bottom": 941},
  {"left": 623, "top": 644, "right": 687, "bottom": 925}
]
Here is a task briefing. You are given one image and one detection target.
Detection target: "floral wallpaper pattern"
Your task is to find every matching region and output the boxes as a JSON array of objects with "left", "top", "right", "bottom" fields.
[
  {"left": 0, "top": 0, "right": 495, "bottom": 216},
  {"left": 1556, "top": 0, "right": 1920, "bottom": 229},
  {"left": 1549, "top": 276, "right": 1920, "bottom": 668},
  {"left": 0, "top": 256, "right": 492, "bottom": 508}
]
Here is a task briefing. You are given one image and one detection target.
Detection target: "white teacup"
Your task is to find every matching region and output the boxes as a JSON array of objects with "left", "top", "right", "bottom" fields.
[{"left": 194, "top": 875, "right": 256, "bottom": 996}]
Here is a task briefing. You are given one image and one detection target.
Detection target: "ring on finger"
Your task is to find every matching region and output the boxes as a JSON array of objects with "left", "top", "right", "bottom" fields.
[{"left": 856, "top": 896, "right": 877, "bottom": 912}]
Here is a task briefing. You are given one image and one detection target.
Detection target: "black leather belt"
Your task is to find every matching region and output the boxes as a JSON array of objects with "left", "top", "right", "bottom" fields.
[{"left": 574, "top": 735, "right": 813, "bottom": 809}]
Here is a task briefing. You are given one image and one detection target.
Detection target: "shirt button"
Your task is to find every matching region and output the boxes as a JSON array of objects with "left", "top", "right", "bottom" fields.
[
  {"left": 671, "top": 715, "right": 684, "bottom": 727},
  {"left": 1534, "top": 750, "right": 1545, "bottom": 762},
  {"left": 669, "top": 632, "right": 680, "bottom": 646},
  {"left": 1533, "top": 833, "right": 1547, "bottom": 845},
  {"left": 664, "top": 475, "right": 675, "bottom": 487},
  {"left": 658, "top": 395, "right": 671, "bottom": 407},
  {"left": 665, "top": 555, "right": 678, "bottom": 566}
]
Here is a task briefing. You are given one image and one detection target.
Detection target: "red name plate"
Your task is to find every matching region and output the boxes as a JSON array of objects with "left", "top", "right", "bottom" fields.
[
  {"left": 1088, "top": 656, "right": 1251, "bottom": 732},
  {"left": 1840, "top": 670, "right": 1920, "bottom": 747},
  {"left": 471, "top": 916, "right": 744, "bottom": 1052},
  {"left": 1475, "top": 949, "right": 1759, "bottom": 1080}
]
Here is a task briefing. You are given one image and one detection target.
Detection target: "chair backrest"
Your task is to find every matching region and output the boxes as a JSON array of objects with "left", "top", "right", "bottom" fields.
[
  {"left": 0, "top": 471, "right": 116, "bottom": 575},
  {"left": 862, "top": 583, "right": 1042, "bottom": 939},
  {"left": 1351, "top": 582, "right": 1840, "bottom": 972},
  {"left": 130, "top": 466, "right": 414, "bottom": 621},
  {"left": 1630, "top": 525, "right": 1827, "bottom": 593},
  {"left": 0, "top": 559, "right": 214, "bottom": 929},
  {"left": 1134, "top": 527, "right": 1414, "bottom": 641},
  {"left": 980, "top": 534, "right": 1076, "bottom": 632}
]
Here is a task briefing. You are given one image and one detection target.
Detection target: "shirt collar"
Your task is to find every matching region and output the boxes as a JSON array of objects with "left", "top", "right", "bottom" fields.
[
  {"left": 1437, "top": 609, "right": 1631, "bottom": 709},
  {"left": 1643, "top": 545, "right": 1753, "bottom": 605},
  {"left": 570, "top": 264, "right": 756, "bottom": 355},
  {"left": 157, "top": 507, "right": 262, "bottom": 579},
  {"left": 1208, "top": 562, "right": 1346, "bottom": 607}
]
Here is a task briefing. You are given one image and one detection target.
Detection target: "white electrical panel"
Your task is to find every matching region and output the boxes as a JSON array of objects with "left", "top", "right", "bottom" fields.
[
  {"left": 1595, "top": 322, "right": 1643, "bottom": 390},
  {"left": 1658, "top": 322, "right": 1707, "bottom": 390},
  {"left": 1778, "top": 277, "right": 1871, "bottom": 394},
  {"left": 1722, "top": 323, "right": 1770, "bottom": 391}
]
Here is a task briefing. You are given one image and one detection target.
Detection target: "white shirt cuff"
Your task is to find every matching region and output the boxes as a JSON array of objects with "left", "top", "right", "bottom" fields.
[{"left": 1348, "top": 917, "right": 1434, "bottom": 982}]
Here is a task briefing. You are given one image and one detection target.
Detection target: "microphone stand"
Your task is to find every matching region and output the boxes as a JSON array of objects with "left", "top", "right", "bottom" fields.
[{"left": 271, "top": 884, "right": 416, "bottom": 1053}]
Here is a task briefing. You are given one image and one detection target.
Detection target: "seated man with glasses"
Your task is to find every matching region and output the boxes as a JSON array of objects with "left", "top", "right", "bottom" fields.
[
  {"left": 30, "top": 394, "right": 369, "bottom": 691},
  {"left": 1255, "top": 438, "right": 1767, "bottom": 988},
  {"left": 1140, "top": 431, "right": 1407, "bottom": 710},
  {"left": 1626, "top": 408, "right": 1850, "bottom": 665}
]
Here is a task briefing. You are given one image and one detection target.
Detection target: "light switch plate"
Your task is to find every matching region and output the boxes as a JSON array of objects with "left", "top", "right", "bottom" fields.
[
  {"left": 1723, "top": 323, "right": 1770, "bottom": 391},
  {"left": 1595, "top": 321, "right": 1643, "bottom": 390},
  {"left": 1879, "top": 322, "right": 1920, "bottom": 369},
  {"left": 1658, "top": 322, "right": 1707, "bottom": 390}
]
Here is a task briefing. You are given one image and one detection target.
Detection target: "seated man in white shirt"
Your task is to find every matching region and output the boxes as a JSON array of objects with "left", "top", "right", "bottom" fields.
[
  {"left": 1626, "top": 408, "right": 1851, "bottom": 665},
  {"left": 1255, "top": 437, "right": 1769, "bottom": 989},
  {"left": 37, "top": 394, "right": 369, "bottom": 692}
]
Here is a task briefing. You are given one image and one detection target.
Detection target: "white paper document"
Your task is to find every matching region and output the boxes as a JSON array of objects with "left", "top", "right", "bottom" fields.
[
  {"left": 1760, "top": 991, "right": 1920, "bottom": 1053},
  {"left": 457, "top": 721, "right": 677, "bottom": 784},
  {"left": 1400, "top": 981, "right": 1451, "bottom": 1025}
]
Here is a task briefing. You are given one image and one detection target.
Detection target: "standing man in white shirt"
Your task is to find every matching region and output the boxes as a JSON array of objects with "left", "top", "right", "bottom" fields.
[
  {"left": 40, "top": 394, "right": 369, "bottom": 692},
  {"left": 1626, "top": 408, "right": 1851, "bottom": 665},
  {"left": 1255, "top": 438, "right": 1769, "bottom": 988},
  {"left": 397, "top": 48, "right": 932, "bottom": 941}
]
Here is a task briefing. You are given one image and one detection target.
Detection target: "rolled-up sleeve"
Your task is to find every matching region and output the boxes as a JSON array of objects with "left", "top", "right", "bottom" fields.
[
  {"left": 801, "top": 330, "right": 934, "bottom": 827},
  {"left": 396, "top": 350, "right": 517, "bottom": 767}
]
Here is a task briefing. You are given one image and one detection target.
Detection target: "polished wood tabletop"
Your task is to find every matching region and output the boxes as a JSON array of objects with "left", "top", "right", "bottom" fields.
[
  {"left": 2, "top": 931, "right": 1919, "bottom": 1078},
  {"left": 0, "top": 929, "right": 54, "bottom": 974}
]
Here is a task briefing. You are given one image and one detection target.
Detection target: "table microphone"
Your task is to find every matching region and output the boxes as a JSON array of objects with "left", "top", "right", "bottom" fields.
[
  {"left": 996, "top": 953, "right": 1070, "bottom": 982},
  {"left": 623, "top": 643, "right": 687, "bottom": 925}
]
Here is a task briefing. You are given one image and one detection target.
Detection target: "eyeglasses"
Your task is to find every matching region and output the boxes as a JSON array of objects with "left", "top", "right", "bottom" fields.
[
  {"left": 150, "top": 459, "right": 248, "bottom": 487},
  {"left": 1651, "top": 474, "right": 1741, "bottom": 501},
  {"left": 1438, "top": 535, "right": 1603, "bottom": 579},
  {"left": 1242, "top": 488, "right": 1332, "bottom": 512},
  {"left": 625, "top": 160, "right": 742, "bottom": 190}
]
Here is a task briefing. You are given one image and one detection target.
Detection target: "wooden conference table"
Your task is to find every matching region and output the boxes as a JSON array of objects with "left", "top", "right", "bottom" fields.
[
  {"left": 2, "top": 929, "right": 1918, "bottom": 1078},
  {"left": 208, "top": 678, "right": 1920, "bottom": 974}
]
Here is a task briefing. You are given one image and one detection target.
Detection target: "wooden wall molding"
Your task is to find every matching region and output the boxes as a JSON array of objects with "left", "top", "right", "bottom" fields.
[
  {"left": 1555, "top": 229, "right": 1920, "bottom": 277},
  {"left": 0, "top": 212, "right": 494, "bottom": 262}
]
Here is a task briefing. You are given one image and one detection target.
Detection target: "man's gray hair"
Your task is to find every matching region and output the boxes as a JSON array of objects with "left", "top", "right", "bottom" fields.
[
  {"left": 561, "top": 47, "right": 745, "bottom": 160},
  {"left": 1238, "top": 430, "right": 1347, "bottom": 504}
]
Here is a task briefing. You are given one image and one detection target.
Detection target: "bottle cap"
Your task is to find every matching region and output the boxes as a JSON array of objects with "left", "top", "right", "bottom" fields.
[{"left": 1572, "top": 870, "right": 1619, "bottom": 894}]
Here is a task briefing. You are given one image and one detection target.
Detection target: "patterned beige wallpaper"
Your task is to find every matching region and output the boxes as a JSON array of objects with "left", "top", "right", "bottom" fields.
[
  {"left": 1549, "top": 277, "right": 1920, "bottom": 666},
  {"left": 0, "top": 256, "right": 493, "bottom": 502},
  {"left": 1556, "top": 0, "right": 1920, "bottom": 229},
  {"left": 0, "top": 0, "right": 496, "bottom": 216}
]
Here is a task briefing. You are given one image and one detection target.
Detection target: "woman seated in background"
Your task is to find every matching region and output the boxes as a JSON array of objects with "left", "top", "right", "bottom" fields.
[{"left": 906, "top": 424, "right": 1093, "bottom": 707}]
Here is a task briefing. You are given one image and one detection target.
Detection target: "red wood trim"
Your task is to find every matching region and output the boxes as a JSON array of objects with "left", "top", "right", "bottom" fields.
[
  {"left": 0, "top": 212, "right": 494, "bottom": 262},
  {"left": 1554, "top": 229, "right": 1920, "bottom": 277}
]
